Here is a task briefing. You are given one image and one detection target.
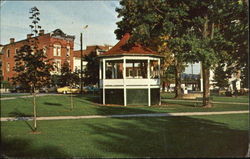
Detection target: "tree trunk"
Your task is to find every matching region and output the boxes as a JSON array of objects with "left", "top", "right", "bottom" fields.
[
  {"left": 33, "top": 88, "right": 37, "bottom": 131},
  {"left": 201, "top": 15, "right": 212, "bottom": 108},
  {"left": 202, "top": 64, "right": 212, "bottom": 107},
  {"left": 162, "top": 81, "right": 165, "bottom": 93},
  {"left": 175, "top": 62, "right": 183, "bottom": 99}
]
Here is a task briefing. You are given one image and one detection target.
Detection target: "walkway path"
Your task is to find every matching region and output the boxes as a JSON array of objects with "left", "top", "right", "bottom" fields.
[
  {"left": 0, "top": 94, "right": 62, "bottom": 101},
  {"left": 162, "top": 99, "right": 249, "bottom": 105},
  {"left": 1, "top": 110, "right": 248, "bottom": 122}
]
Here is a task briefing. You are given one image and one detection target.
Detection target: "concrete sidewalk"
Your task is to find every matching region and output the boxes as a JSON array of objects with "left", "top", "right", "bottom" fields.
[
  {"left": 1, "top": 110, "right": 248, "bottom": 122},
  {"left": 0, "top": 94, "right": 62, "bottom": 100}
]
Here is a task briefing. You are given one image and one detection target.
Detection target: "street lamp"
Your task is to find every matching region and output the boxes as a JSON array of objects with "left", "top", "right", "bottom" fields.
[{"left": 80, "top": 25, "right": 88, "bottom": 94}]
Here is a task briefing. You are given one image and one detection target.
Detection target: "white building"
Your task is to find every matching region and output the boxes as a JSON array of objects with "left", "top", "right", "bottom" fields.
[{"left": 73, "top": 45, "right": 112, "bottom": 73}]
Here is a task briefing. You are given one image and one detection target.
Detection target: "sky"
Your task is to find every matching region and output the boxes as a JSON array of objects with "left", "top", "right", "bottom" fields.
[
  {"left": 0, "top": 0, "right": 120, "bottom": 50},
  {"left": 0, "top": 0, "right": 200, "bottom": 74}
]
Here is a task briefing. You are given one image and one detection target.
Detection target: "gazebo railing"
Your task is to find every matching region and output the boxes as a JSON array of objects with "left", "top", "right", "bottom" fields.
[{"left": 100, "top": 78, "right": 160, "bottom": 88}]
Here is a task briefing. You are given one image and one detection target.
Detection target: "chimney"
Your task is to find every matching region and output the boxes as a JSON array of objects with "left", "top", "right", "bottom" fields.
[
  {"left": 27, "top": 34, "right": 32, "bottom": 39},
  {"left": 10, "top": 38, "right": 15, "bottom": 43},
  {"left": 39, "top": 29, "right": 45, "bottom": 36}
]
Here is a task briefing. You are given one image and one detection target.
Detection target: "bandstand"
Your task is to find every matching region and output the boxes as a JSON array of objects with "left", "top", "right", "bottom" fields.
[{"left": 98, "top": 33, "right": 162, "bottom": 106}]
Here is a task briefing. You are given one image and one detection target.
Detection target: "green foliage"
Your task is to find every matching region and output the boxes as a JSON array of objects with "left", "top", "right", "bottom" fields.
[
  {"left": 12, "top": 45, "right": 54, "bottom": 91},
  {"left": 0, "top": 80, "right": 13, "bottom": 89},
  {"left": 213, "top": 63, "right": 229, "bottom": 89},
  {"left": 163, "top": 65, "right": 175, "bottom": 84},
  {"left": 12, "top": 6, "right": 54, "bottom": 92},
  {"left": 29, "top": 6, "right": 41, "bottom": 37},
  {"left": 58, "top": 61, "right": 79, "bottom": 87},
  {"left": 83, "top": 51, "right": 99, "bottom": 86}
]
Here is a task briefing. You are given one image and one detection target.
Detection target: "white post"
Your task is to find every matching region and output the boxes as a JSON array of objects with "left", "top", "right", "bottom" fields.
[
  {"left": 103, "top": 59, "right": 106, "bottom": 105},
  {"left": 99, "top": 59, "right": 102, "bottom": 87},
  {"left": 200, "top": 62, "right": 203, "bottom": 92},
  {"left": 158, "top": 58, "right": 161, "bottom": 105},
  {"left": 147, "top": 59, "right": 151, "bottom": 106},
  {"left": 123, "top": 58, "right": 127, "bottom": 106}
]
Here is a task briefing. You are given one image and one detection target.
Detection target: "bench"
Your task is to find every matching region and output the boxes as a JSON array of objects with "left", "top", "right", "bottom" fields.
[{"left": 195, "top": 97, "right": 213, "bottom": 107}]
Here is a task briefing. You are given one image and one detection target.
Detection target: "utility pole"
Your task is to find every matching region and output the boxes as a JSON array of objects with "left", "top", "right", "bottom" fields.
[
  {"left": 79, "top": 25, "right": 88, "bottom": 95},
  {"left": 80, "top": 33, "right": 83, "bottom": 94}
]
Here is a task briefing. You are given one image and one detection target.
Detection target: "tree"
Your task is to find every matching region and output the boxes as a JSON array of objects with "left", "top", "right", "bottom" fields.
[
  {"left": 213, "top": 63, "right": 229, "bottom": 90},
  {"left": 59, "top": 61, "right": 79, "bottom": 110},
  {"left": 83, "top": 51, "right": 99, "bottom": 86},
  {"left": 115, "top": 0, "right": 248, "bottom": 107},
  {"left": 59, "top": 61, "right": 79, "bottom": 87},
  {"left": 12, "top": 6, "right": 53, "bottom": 131},
  {"left": 115, "top": 0, "right": 196, "bottom": 99},
  {"left": 184, "top": 0, "right": 248, "bottom": 107},
  {"left": 220, "top": 0, "right": 248, "bottom": 89},
  {"left": 162, "top": 65, "right": 175, "bottom": 92}
]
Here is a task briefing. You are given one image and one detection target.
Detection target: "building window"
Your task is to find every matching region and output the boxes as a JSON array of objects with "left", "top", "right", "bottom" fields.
[
  {"left": 7, "top": 49, "right": 10, "bottom": 57},
  {"left": 54, "top": 59, "right": 61, "bottom": 73},
  {"left": 7, "top": 63, "right": 10, "bottom": 72},
  {"left": 66, "top": 46, "right": 70, "bottom": 57},
  {"left": 15, "top": 48, "right": 18, "bottom": 55},
  {"left": 53, "top": 44, "right": 61, "bottom": 56},
  {"left": 43, "top": 46, "right": 47, "bottom": 56},
  {"left": 31, "top": 46, "right": 35, "bottom": 55}
]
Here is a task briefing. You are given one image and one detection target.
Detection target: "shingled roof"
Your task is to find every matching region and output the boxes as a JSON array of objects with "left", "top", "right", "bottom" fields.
[
  {"left": 99, "top": 33, "right": 160, "bottom": 57},
  {"left": 74, "top": 45, "right": 111, "bottom": 58}
]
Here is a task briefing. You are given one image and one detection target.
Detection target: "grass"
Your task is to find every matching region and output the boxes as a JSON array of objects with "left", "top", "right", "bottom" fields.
[
  {"left": 1, "top": 113, "right": 248, "bottom": 158},
  {"left": 0, "top": 94, "right": 249, "bottom": 117},
  {"left": 161, "top": 92, "right": 249, "bottom": 103}
]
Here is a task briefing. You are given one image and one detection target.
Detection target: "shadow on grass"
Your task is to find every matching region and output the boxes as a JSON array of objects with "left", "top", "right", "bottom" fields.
[
  {"left": 75, "top": 94, "right": 100, "bottom": 103},
  {"left": 9, "top": 108, "right": 32, "bottom": 117},
  {"left": 71, "top": 96, "right": 248, "bottom": 157},
  {"left": 1, "top": 98, "right": 248, "bottom": 158},
  {"left": 44, "top": 102, "right": 63, "bottom": 106},
  {"left": 83, "top": 115, "right": 248, "bottom": 158},
  {"left": 0, "top": 135, "right": 69, "bottom": 158},
  {"left": 162, "top": 100, "right": 199, "bottom": 107}
]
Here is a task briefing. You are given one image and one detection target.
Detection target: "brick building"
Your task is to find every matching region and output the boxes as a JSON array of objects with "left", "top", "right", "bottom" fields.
[{"left": 1, "top": 29, "right": 75, "bottom": 81}]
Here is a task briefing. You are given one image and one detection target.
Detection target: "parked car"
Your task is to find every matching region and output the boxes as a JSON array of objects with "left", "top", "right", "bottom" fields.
[
  {"left": 39, "top": 86, "right": 57, "bottom": 93},
  {"left": 83, "top": 86, "right": 100, "bottom": 94},
  {"left": 10, "top": 86, "right": 30, "bottom": 93},
  {"left": 57, "top": 86, "right": 80, "bottom": 94}
]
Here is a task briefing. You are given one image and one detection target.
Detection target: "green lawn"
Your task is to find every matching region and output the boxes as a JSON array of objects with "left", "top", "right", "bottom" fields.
[
  {"left": 161, "top": 92, "right": 249, "bottom": 103},
  {"left": 0, "top": 94, "right": 249, "bottom": 117},
  {"left": 1, "top": 113, "right": 248, "bottom": 158}
]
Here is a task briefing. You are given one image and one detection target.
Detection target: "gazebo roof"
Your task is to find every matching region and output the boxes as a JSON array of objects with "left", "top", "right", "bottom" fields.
[{"left": 99, "top": 33, "right": 160, "bottom": 57}]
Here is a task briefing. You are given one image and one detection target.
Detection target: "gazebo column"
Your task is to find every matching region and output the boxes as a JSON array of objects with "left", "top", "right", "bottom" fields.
[
  {"left": 147, "top": 59, "right": 151, "bottom": 106},
  {"left": 158, "top": 58, "right": 161, "bottom": 105},
  {"left": 99, "top": 60, "right": 102, "bottom": 88},
  {"left": 123, "top": 58, "right": 127, "bottom": 106},
  {"left": 102, "top": 59, "right": 106, "bottom": 105}
]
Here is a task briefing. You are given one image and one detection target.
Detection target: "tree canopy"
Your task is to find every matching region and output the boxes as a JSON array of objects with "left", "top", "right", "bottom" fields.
[
  {"left": 83, "top": 51, "right": 99, "bottom": 86},
  {"left": 115, "top": 0, "right": 248, "bottom": 106}
]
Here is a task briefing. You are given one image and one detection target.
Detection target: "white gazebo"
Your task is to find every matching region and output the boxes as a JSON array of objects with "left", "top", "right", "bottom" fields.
[{"left": 98, "top": 33, "right": 162, "bottom": 106}]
